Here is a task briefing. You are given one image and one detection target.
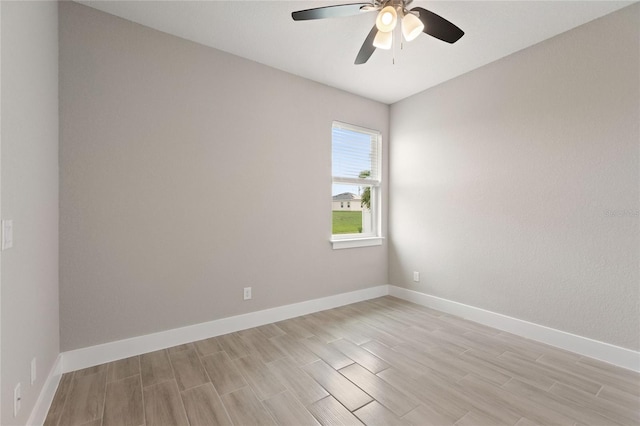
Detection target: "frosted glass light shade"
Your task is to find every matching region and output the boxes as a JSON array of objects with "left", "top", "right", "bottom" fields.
[
  {"left": 375, "top": 6, "right": 397, "bottom": 32},
  {"left": 373, "top": 30, "right": 392, "bottom": 50},
  {"left": 402, "top": 13, "right": 424, "bottom": 41}
]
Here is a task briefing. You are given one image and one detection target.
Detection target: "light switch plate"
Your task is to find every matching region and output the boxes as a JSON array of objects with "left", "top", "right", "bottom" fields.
[
  {"left": 31, "top": 358, "right": 37, "bottom": 385},
  {"left": 2, "top": 220, "right": 13, "bottom": 250}
]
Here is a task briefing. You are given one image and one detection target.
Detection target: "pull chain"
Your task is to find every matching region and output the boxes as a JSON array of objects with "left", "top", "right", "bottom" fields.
[
  {"left": 392, "top": 20, "right": 404, "bottom": 65},
  {"left": 392, "top": 25, "right": 396, "bottom": 65}
]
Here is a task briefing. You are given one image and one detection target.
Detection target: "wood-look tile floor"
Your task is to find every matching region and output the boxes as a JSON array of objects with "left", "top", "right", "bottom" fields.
[{"left": 45, "top": 296, "right": 640, "bottom": 426}]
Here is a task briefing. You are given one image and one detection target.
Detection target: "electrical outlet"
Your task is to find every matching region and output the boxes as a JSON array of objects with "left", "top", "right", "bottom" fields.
[
  {"left": 2, "top": 219, "right": 14, "bottom": 250},
  {"left": 413, "top": 271, "right": 420, "bottom": 282},
  {"left": 31, "top": 357, "right": 37, "bottom": 385},
  {"left": 14, "top": 383, "right": 21, "bottom": 417},
  {"left": 243, "top": 287, "right": 252, "bottom": 300}
]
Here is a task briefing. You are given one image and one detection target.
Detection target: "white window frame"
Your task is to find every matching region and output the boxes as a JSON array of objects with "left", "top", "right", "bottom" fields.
[{"left": 331, "top": 121, "right": 383, "bottom": 250}]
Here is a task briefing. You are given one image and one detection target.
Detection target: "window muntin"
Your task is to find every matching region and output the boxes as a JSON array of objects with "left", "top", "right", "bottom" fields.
[{"left": 331, "top": 121, "right": 381, "bottom": 243}]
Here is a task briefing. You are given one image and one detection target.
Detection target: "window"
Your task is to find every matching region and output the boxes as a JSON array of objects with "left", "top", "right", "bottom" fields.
[{"left": 331, "top": 121, "right": 382, "bottom": 249}]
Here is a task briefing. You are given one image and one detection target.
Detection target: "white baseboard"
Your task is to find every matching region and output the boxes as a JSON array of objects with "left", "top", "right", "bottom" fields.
[
  {"left": 27, "top": 354, "right": 62, "bottom": 426},
  {"left": 388, "top": 285, "right": 640, "bottom": 372},
  {"left": 61, "top": 285, "right": 389, "bottom": 373}
]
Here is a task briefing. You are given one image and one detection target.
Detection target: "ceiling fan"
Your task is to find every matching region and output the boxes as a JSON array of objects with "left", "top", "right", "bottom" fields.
[{"left": 291, "top": 0, "right": 464, "bottom": 64}]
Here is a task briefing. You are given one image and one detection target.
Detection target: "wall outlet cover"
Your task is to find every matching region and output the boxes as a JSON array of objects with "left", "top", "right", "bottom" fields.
[
  {"left": 14, "top": 382, "right": 21, "bottom": 417},
  {"left": 2, "top": 219, "right": 14, "bottom": 250}
]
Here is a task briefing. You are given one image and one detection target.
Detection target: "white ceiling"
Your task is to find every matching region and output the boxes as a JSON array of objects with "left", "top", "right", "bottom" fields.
[{"left": 76, "top": 0, "right": 634, "bottom": 104}]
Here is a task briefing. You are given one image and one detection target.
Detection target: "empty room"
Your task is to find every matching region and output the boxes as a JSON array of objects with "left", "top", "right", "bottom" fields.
[{"left": 1, "top": 0, "right": 638, "bottom": 425}]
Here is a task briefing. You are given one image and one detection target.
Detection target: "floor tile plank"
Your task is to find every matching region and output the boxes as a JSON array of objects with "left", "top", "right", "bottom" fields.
[
  {"left": 432, "top": 329, "right": 505, "bottom": 356},
  {"left": 354, "top": 401, "right": 411, "bottom": 426},
  {"left": 550, "top": 381, "right": 640, "bottom": 425},
  {"left": 377, "top": 368, "right": 469, "bottom": 421},
  {"left": 170, "top": 347, "right": 209, "bottom": 391},
  {"left": 300, "top": 314, "right": 341, "bottom": 343},
  {"left": 58, "top": 371, "right": 107, "bottom": 426},
  {"left": 143, "top": 380, "right": 189, "bottom": 426},
  {"left": 503, "top": 378, "right": 619, "bottom": 425},
  {"left": 513, "top": 417, "right": 540, "bottom": 426},
  {"left": 167, "top": 343, "right": 194, "bottom": 354},
  {"left": 346, "top": 321, "right": 405, "bottom": 347},
  {"left": 303, "top": 360, "right": 372, "bottom": 412},
  {"left": 462, "top": 349, "right": 557, "bottom": 391},
  {"left": 539, "top": 353, "right": 640, "bottom": 397},
  {"left": 392, "top": 344, "right": 467, "bottom": 382},
  {"left": 107, "top": 356, "right": 140, "bottom": 383},
  {"left": 597, "top": 385, "right": 640, "bottom": 411},
  {"left": 426, "top": 347, "right": 512, "bottom": 386},
  {"left": 217, "top": 332, "right": 252, "bottom": 360},
  {"left": 405, "top": 326, "right": 468, "bottom": 354},
  {"left": 103, "top": 375, "right": 144, "bottom": 426},
  {"left": 274, "top": 317, "right": 315, "bottom": 339},
  {"left": 140, "top": 349, "right": 174, "bottom": 388},
  {"left": 263, "top": 390, "right": 321, "bottom": 425},
  {"left": 310, "top": 311, "right": 372, "bottom": 345},
  {"left": 578, "top": 356, "right": 640, "bottom": 389},
  {"left": 239, "top": 328, "right": 288, "bottom": 363},
  {"left": 268, "top": 357, "right": 329, "bottom": 406},
  {"left": 73, "top": 364, "right": 108, "bottom": 379},
  {"left": 361, "top": 340, "right": 426, "bottom": 375},
  {"left": 255, "top": 323, "right": 286, "bottom": 339},
  {"left": 455, "top": 410, "right": 510, "bottom": 426},
  {"left": 458, "top": 373, "right": 571, "bottom": 425},
  {"left": 499, "top": 351, "right": 602, "bottom": 394},
  {"left": 330, "top": 339, "right": 389, "bottom": 374},
  {"left": 193, "top": 337, "right": 223, "bottom": 357},
  {"left": 201, "top": 351, "right": 247, "bottom": 395},
  {"left": 402, "top": 404, "right": 461, "bottom": 426},
  {"left": 234, "top": 354, "right": 287, "bottom": 400},
  {"left": 43, "top": 373, "right": 74, "bottom": 426},
  {"left": 270, "top": 333, "right": 320, "bottom": 366},
  {"left": 339, "top": 363, "right": 418, "bottom": 416},
  {"left": 221, "top": 386, "right": 276, "bottom": 425},
  {"left": 303, "top": 336, "right": 355, "bottom": 370},
  {"left": 181, "top": 383, "right": 232, "bottom": 426},
  {"left": 307, "top": 396, "right": 364, "bottom": 426},
  {"left": 413, "top": 369, "right": 521, "bottom": 425}
]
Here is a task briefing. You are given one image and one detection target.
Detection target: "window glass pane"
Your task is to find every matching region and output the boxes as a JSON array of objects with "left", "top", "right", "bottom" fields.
[
  {"left": 332, "top": 184, "right": 362, "bottom": 234},
  {"left": 331, "top": 183, "right": 374, "bottom": 235},
  {"left": 332, "top": 127, "right": 379, "bottom": 181}
]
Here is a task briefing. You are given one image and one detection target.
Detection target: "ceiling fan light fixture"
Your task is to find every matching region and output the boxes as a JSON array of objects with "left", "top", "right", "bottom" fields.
[
  {"left": 290, "top": 2, "right": 464, "bottom": 65},
  {"left": 402, "top": 12, "right": 424, "bottom": 41},
  {"left": 375, "top": 5, "right": 397, "bottom": 32},
  {"left": 373, "top": 30, "right": 392, "bottom": 50}
]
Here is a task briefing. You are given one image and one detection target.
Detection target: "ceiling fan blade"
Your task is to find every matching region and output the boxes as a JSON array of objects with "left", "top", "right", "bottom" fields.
[
  {"left": 411, "top": 7, "right": 464, "bottom": 43},
  {"left": 292, "top": 3, "right": 373, "bottom": 21},
  {"left": 355, "top": 24, "right": 378, "bottom": 64}
]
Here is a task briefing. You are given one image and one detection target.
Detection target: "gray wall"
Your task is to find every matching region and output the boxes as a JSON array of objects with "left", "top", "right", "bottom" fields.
[
  {"left": 1, "top": 1, "right": 59, "bottom": 424},
  {"left": 59, "top": 2, "right": 389, "bottom": 351},
  {"left": 389, "top": 4, "right": 639, "bottom": 350}
]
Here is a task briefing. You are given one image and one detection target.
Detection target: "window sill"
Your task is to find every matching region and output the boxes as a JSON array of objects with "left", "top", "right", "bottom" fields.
[{"left": 330, "top": 237, "right": 384, "bottom": 250}]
